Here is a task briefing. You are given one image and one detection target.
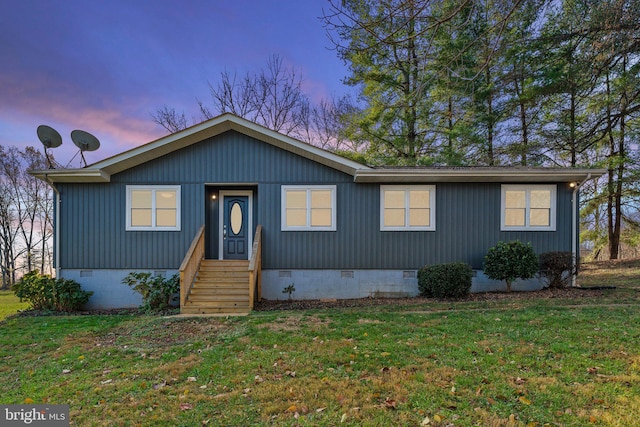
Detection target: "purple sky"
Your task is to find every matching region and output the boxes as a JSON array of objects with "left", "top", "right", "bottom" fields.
[{"left": 0, "top": 0, "right": 350, "bottom": 166}]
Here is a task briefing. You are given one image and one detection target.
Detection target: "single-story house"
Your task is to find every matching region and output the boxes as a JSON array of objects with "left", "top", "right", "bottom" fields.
[{"left": 31, "top": 114, "right": 605, "bottom": 314}]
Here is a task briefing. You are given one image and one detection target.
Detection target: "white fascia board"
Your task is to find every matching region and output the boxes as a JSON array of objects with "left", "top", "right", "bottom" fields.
[
  {"left": 354, "top": 168, "right": 607, "bottom": 183},
  {"left": 30, "top": 168, "right": 110, "bottom": 183}
]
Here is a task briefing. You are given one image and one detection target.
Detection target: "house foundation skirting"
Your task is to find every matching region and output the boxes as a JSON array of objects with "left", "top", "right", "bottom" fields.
[
  {"left": 60, "top": 269, "right": 178, "bottom": 309},
  {"left": 261, "top": 269, "right": 547, "bottom": 301},
  {"left": 61, "top": 268, "right": 547, "bottom": 309}
]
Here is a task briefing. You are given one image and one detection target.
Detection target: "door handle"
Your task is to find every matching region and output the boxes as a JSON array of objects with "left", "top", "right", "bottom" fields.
[{"left": 223, "top": 225, "right": 227, "bottom": 239}]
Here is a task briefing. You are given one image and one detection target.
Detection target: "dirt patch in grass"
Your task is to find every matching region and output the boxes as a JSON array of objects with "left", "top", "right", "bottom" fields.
[
  {"left": 93, "top": 317, "right": 230, "bottom": 348},
  {"left": 257, "top": 315, "right": 332, "bottom": 332}
]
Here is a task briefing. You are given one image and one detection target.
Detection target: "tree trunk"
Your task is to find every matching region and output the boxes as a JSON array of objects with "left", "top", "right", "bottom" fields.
[
  {"left": 486, "top": 67, "right": 495, "bottom": 166},
  {"left": 605, "top": 71, "right": 618, "bottom": 260},
  {"left": 569, "top": 89, "right": 577, "bottom": 167}
]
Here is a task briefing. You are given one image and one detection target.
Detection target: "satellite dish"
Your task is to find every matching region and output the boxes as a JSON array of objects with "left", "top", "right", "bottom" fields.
[
  {"left": 37, "top": 125, "right": 62, "bottom": 168},
  {"left": 37, "top": 125, "right": 62, "bottom": 148},
  {"left": 71, "top": 130, "right": 100, "bottom": 167}
]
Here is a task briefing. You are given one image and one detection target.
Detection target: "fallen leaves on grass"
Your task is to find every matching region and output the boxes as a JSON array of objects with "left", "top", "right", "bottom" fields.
[
  {"left": 518, "top": 396, "right": 532, "bottom": 405},
  {"left": 382, "top": 397, "right": 397, "bottom": 409}
]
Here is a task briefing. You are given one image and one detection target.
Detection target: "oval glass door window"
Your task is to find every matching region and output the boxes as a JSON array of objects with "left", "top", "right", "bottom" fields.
[{"left": 230, "top": 202, "right": 242, "bottom": 235}]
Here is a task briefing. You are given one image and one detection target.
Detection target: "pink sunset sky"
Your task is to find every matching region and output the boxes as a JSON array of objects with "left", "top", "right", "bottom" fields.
[{"left": 0, "top": 0, "right": 350, "bottom": 166}]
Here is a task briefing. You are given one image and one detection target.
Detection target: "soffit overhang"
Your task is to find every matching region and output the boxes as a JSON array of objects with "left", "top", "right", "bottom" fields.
[{"left": 353, "top": 168, "right": 607, "bottom": 183}]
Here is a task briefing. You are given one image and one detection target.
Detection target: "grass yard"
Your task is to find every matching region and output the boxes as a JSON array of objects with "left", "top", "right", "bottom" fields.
[
  {"left": 0, "top": 261, "right": 639, "bottom": 426},
  {"left": 0, "top": 290, "right": 28, "bottom": 321}
]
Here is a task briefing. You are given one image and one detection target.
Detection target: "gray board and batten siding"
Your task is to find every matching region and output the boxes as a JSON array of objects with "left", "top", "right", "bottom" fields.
[{"left": 57, "top": 129, "right": 572, "bottom": 272}]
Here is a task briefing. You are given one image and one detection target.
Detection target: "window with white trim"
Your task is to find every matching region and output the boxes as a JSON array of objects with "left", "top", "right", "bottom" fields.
[
  {"left": 501, "top": 185, "right": 556, "bottom": 231},
  {"left": 281, "top": 185, "right": 336, "bottom": 231},
  {"left": 380, "top": 185, "right": 435, "bottom": 231},
  {"left": 126, "top": 186, "right": 181, "bottom": 231}
]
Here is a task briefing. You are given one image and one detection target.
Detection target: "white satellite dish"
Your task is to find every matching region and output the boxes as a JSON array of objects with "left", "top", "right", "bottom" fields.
[
  {"left": 71, "top": 130, "right": 100, "bottom": 167},
  {"left": 37, "top": 125, "right": 63, "bottom": 168}
]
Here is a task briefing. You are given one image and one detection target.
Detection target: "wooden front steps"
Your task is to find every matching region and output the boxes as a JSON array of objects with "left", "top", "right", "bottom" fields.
[{"left": 182, "top": 260, "right": 250, "bottom": 315}]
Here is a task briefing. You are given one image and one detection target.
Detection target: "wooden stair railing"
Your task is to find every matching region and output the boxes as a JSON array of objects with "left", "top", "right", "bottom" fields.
[
  {"left": 248, "top": 225, "right": 262, "bottom": 309},
  {"left": 179, "top": 225, "right": 205, "bottom": 311}
]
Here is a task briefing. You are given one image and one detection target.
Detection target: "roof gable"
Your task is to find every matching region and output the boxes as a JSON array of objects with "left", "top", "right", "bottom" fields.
[{"left": 31, "top": 114, "right": 370, "bottom": 183}]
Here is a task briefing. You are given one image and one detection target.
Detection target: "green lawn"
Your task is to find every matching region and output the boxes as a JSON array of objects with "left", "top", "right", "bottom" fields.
[
  {"left": 1, "top": 262, "right": 639, "bottom": 426},
  {"left": 0, "top": 290, "right": 28, "bottom": 321}
]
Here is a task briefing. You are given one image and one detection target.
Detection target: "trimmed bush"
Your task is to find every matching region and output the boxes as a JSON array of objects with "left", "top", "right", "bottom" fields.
[
  {"left": 539, "top": 251, "right": 575, "bottom": 288},
  {"left": 418, "top": 262, "right": 473, "bottom": 298},
  {"left": 122, "top": 272, "right": 180, "bottom": 312},
  {"left": 484, "top": 240, "right": 539, "bottom": 292},
  {"left": 13, "top": 271, "right": 93, "bottom": 311}
]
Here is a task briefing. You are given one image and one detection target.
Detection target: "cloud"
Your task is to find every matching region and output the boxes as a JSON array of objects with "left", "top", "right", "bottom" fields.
[
  {"left": 0, "top": 0, "right": 351, "bottom": 166},
  {"left": 0, "top": 71, "right": 165, "bottom": 163}
]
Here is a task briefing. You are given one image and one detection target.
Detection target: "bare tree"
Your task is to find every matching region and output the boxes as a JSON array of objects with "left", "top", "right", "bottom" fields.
[
  {"left": 151, "top": 105, "right": 189, "bottom": 133},
  {"left": 0, "top": 146, "right": 53, "bottom": 277},
  {"left": 307, "top": 96, "right": 364, "bottom": 152},
  {"left": 152, "top": 54, "right": 355, "bottom": 150},
  {"left": 201, "top": 54, "right": 311, "bottom": 137},
  {"left": 199, "top": 70, "right": 257, "bottom": 121},
  {"left": 0, "top": 177, "right": 18, "bottom": 289}
]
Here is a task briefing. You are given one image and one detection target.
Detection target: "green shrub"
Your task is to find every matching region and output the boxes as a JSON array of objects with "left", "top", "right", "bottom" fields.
[
  {"left": 13, "top": 271, "right": 93, "bottom": 311},
  {"left": 484, "top": 240, "right": 539, "bottom": 292},
  {"left": 122, "top": 272, "right": 179, "bottom": 312},
  {"left": 418, "top": 262, "right": 473, "bottom": 298},
  {"left": 539, "top": 251, "right": 575, "bottom": 288}
]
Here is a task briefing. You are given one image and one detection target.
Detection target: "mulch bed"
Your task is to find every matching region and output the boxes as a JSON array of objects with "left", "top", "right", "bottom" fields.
[
  {"left": 253, "top": 286, "right": 608, "bottom": 312},
  {"left": 11, "top": 287, "right": 609, "bottom": 317}
]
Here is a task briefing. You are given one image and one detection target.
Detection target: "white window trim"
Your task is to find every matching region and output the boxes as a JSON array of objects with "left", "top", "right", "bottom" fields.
[
  {"left": 500, "top": 184, "right": 556, "bottom": 231},
  {"left": 126, "top": 185, "right": 181, "bottom": 231},
  {"left": 281, "top": 185, "right": 337, "bottom": 231},
  {"left": 380, "top": 185, "right": 436, "bottom": 231}
]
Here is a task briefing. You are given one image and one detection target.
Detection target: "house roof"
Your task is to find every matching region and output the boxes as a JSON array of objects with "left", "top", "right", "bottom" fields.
[
  {"left": 31, "top": 113, "right": 606, "bottom": 184},
  {"left": 354, "top": 166, "right": 606, "bottom": 183},
  {"left": 31, "top": 113, "right": 370, "bottom": 183}
]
